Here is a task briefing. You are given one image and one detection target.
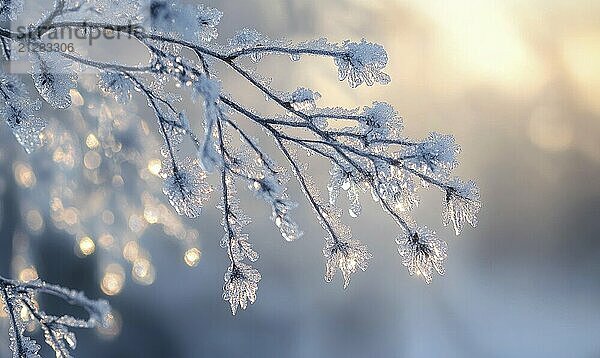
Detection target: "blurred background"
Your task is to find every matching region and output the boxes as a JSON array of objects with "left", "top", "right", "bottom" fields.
[{"left": 1, "top": 0, "right": 600, "bottom": 357}]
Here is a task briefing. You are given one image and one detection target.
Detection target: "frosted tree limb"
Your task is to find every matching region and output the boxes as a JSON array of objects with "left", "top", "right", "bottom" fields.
[
  {"left": 0, "top": 275, "right": 110, "bottom": 358},
  {"left": 0, "top": 1, "right": 482, "bottom": 320}
]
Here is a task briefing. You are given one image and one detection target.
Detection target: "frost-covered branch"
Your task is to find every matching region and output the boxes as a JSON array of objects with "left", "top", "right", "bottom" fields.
[
  {"left": 0, "top": 275, "right": 110, "bottom": 358},
  {"left": 0, "top": 0, "right": 481, "bottom": 318}
]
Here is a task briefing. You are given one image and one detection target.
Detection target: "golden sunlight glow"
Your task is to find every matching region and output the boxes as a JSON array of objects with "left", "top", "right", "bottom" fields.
[
  {"left": 84, "top": 151, "right": 102, "bottom": 170},
  {"left": 78, "top": 236, "right": 96, "bottom": 256},
  {"left": 99, "top": 233, "right": 115, "bottom": 248},
  {"left": 123, "top": 241, "right": 140, "bottom": 262},
  {"left": 85, "top": 133, "right": 100, "bottom": 149},
  {"left": 132, "top": 258, "right": 155, "bottom": 285},
  {"left": 402, "top": 0, "right": 548, "bottom": 95},
  {"left": 52, "top": 146, "right": 76, "bottom": 168},
  {"left": 101, "top": 264, "right": 125, "bottom": 296},
  {"left": 143, "top": 206, "right": 160, "bottom": 224},
  {"left": 561, "top": 31, "right": 600, "bottom": 115},
  {"left": 50, "top": 197, "right": 63, "bottom": 212},
  {"left": 25, "top": 210, "right": 44, "bottom": 232},
  {"left": 184, "top": 248, "right": 202, "bottom": 267},
  {"left": 63, "top": 207, "right": 79, "bottom": 226},
  {"left": 528, "top": 105, "right": 573, "bottom": 152},
  {"left": 14, "top": 162, "right": 36, "bottom": 188},
  {"left": 18, "top": 267, "right": 38, "bottom": 282},
  {"left": 147, "top": 159, "right": 162, "bottom": 176}
]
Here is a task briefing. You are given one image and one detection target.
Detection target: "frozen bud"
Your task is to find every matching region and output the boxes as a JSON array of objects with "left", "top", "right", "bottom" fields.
[
  {"left": 222, "top": 262, "right": 261, "bottom": 315},
  {"left": 323, "top": 238, "right": 372, "bottom": 289},
  {"left": 406, "top": 132, "right": 459, "bottom": 177},
  {"left": 335, "top": 39, "right": 390, "bottom": 88},
  {"left": 443, "top": 178, "right": 481, "bottom": 235},
  {"left": 396, "top": 227, "right": 447, "bottom": 284},
  {"left": 289, "top": 87, "right": 321, "bottom": 111}
]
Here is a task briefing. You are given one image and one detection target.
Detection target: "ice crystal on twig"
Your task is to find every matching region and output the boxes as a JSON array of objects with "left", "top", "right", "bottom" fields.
[
  {"left": 396, "top": 227, "right": 448, "bottom": 284},
  {"left": 328, "top": 164, "right": 366, "bottom": 218},
  {"left": 161, "top": 157, "right": 212, "bottom": 218},
  {"left": 335, "top": 39, "right": 391, "bottom": 88},
  {"left": 98, "top": 71, "right": 134, "bottom": 104},
  {"left": 228, "top": 28, "right": 269, "bottom": 51},
  {"left": 443, "top": 178, "right": 481, "bottom": 235},
  {"left": 195, "top": 5, "right": 223, "bottom": 43},
  {"left": 222, "top": 262, "right": 261, "bottom": 316},
  {"left": 288, "top": 87, "right": 321, "bottom": 111},
  {"left": 271, "top": 198, "right": 302, "bottom": 242},
  {"left": 0, "top": 74, "right": 46, "bottom": 153},
  {"left": 405, "top": 132, "right": 459, "bottom": 177},
  {"left": 323, "top": 238, "right": 373, "bottom": 289},
  {"left": 29, "top": 52, "right": 77, "bottom": 109},
  {"left": 219, "top": 173, "right": 262, "bottom": 314},
  {"left": 361, "top": 102, "right": 402, "bottom": 143}
]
